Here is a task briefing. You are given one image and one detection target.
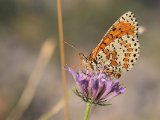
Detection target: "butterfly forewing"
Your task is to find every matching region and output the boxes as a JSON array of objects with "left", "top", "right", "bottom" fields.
[{"left": 88, "top": 11, "right": 140, "bottom": 78}]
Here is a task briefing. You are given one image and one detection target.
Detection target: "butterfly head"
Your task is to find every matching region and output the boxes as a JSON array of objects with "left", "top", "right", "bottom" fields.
[
  {"left": 79, "top": 52, "right": 93, "bottom": 69},
  {"left": 79, "top": 52, "right": 87, "bottom": 64}
]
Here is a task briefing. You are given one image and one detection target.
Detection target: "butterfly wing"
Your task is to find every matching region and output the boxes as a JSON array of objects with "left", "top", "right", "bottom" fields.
[{"left": 88, "top": 11, "right": 140, "bottom": 78}]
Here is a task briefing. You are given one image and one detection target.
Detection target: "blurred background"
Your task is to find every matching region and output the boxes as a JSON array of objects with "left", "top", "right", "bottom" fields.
[{"left": 0, "top": 0, "right": 160, "bottom": 120}]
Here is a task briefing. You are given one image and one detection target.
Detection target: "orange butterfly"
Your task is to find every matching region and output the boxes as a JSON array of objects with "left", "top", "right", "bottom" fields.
[{"left": 80, "top": 11, "right": 140, "bottom": 78}]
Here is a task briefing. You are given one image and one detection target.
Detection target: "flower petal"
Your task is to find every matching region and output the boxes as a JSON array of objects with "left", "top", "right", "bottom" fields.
[
  {"left": 66, "top": 65, "right": 126, "bottom": 105},
  {"left": 66, "top": 66, "right": 77, "bottom": 79},
  {"left": 104, "top": 87, "right": 126, "bottom": 101}
]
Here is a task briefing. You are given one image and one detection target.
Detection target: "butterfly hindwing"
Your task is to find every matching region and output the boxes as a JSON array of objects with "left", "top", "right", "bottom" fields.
[{"left": 88, "top": 11, "right": 140, "bottom": 78}]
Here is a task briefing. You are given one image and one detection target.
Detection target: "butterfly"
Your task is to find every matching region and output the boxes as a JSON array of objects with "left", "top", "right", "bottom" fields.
[{"left": 79, "top": 11, "right": 140, "bottom": 78}]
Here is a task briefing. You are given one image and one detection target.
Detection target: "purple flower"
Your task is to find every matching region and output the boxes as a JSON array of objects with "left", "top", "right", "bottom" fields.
[{"left": 66, "top": 66, "right": 126, "bottom": 106}]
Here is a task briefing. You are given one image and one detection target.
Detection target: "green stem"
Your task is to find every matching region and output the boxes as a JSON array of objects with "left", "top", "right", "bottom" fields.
[{"left": 83, "top": 102, "right": 92, "bottom": 120}]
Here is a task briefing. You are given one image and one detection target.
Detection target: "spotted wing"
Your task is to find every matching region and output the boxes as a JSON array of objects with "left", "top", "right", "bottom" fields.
[{"left": 88, "top": 11, "right": 140, "bottom": 78}]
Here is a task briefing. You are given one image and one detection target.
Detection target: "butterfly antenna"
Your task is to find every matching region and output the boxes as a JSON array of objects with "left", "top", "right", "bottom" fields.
[
  {"left": 64, "top": 41, "right": 80, "bottom": 53},
  {"left": 64, "top": 41, "right": 87, "bottom": 64}
]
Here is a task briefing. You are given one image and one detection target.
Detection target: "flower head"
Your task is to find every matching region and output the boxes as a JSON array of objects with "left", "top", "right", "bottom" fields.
[{"left": 66, "top": 66, "right": 126, "bottom": 106}]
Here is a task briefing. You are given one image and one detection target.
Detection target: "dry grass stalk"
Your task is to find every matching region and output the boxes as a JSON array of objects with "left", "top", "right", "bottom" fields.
[
  {"left": 6, "top": 38, "right": 56, "bottom": 120},
  {"left": 57, "top": 0, "right": 70, "bottom": 120}
]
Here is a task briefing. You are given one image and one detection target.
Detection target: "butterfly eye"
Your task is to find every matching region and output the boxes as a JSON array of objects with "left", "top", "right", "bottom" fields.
[{"left": 79, "top": 53, "right": 85, "bottom": 59}]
